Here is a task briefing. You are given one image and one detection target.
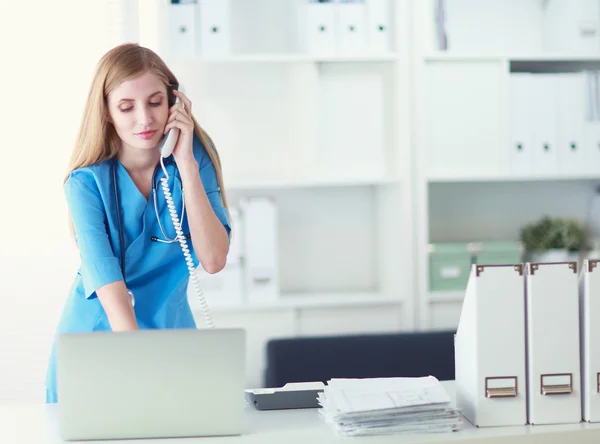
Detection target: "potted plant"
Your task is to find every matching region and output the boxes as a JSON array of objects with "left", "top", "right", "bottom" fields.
[{"left": 519, "top": 216, "right": 588, "bottom": 263}]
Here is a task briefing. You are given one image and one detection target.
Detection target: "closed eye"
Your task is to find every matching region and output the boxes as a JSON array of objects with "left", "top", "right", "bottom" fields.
[{"left": 120, "top": 101, "right": 162, "bottom": 113}]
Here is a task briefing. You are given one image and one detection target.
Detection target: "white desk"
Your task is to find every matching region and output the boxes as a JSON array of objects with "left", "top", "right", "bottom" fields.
[{"left": 3, "top": 382, "right": 600, "bottom": 443}]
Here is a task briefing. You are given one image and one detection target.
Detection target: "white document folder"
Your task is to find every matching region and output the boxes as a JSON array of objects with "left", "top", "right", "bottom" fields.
[
  {"left": 542, "top": 0, "right": 600, "bottom": 53},
  {"left": 585, "top": 120, "right": 600, "bottom": 175},
  {"left": 556, "top": 73, "right": 587, "bottom": 175},
  {"left": 168, "top": 2, "right": 197, "bottom": 59},
  {"left": 510, "top": 74, "right": 533, "bottom": 176},
  {"left": 525, "top": 262, "right": 581, "bottom": 425},
  {"left": 529, "top": 75, "right": 558, "bottom": 176},
  {"left": 365, "top": 0, "right": 391, "bottom": 52},
  {"left": 298, "top": 1, "right": 337, "bottom": 57},
  {"left": 584, "top": 74, "right": 600, "bottom": 173},
  {"left": 196, "top": 0, "right": 232, "bottom": 56},
  {"left": 334, "top": 0, "right": 367, "bottom": 54},
  {"left": 455, "top": 264, "right": 527, "bottom": 427},
  {"left": 579, "top": 259, "right": 600, "bottom": 422},
  {"left": 240, "top": 197, "right": 279, "bottom": 304}
]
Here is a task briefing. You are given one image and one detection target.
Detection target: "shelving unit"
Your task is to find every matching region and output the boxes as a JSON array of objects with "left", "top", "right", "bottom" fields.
[
  {"left": 134, "top": 0, "right": 414, "bottom": 388},
  {"left": 425, "top": 53, "right": 600, "bottom": 62},
  {"left": 412, "top": 0, "right": 600, "bottom": 330},
  {"left": 171, "top": 53, "right": 399, "bottom": 64},
  {"left": 129, "top": 0, "right": 600, "bottom": 386}
]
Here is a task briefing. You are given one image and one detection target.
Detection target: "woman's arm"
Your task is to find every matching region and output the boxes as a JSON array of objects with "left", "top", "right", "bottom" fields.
[
  {"left": 65, "top": 174, "right": 139, "bottom": 331},
  {"left": 96, "top": 281, "right": 139, "bottom": 331},
  {"left": 165, "top": 90, "right": 229, "bottom": 273},
  {"left": 178, "top": 158, "right": 229, "bottom": 274}
]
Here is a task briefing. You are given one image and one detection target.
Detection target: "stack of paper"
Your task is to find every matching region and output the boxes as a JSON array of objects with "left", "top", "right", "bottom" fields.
[{"left": 317, "top": 376, "right": 461, "bottom": 436}]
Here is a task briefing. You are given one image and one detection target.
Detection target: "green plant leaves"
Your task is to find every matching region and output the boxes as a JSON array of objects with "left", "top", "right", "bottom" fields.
[{"left": 520, "top": 216, "right": 588, "bottom": 253}]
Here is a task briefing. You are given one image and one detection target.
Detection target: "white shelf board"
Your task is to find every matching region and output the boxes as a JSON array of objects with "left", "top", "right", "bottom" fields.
[
  {"left": 201, "top": 291, "right": 401, "bottom": 313},
  {"left": 225, "top": 176, "right": 400, "bottom": 190},
  {"left": 428, "top": 291, "right": 465, "bottom": 303},
  {"left": 424, "top": 52, "right": 600, "bottom": 62},
  {"left": 171, "top": 53, "right": 399, "bottom": 64},
  {"left": 427, "top": 171, "right": 600, "bottom": 183}
]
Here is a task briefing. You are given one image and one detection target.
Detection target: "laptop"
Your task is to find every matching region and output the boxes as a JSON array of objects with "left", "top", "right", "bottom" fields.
[{"left": 56, "top": 328, "right": 246, "bottom": 441}]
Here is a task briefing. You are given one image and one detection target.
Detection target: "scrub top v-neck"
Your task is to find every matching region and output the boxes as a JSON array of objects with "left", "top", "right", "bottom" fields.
[{"left": 44, "top": 133, "right": 230, "bottom": 403}]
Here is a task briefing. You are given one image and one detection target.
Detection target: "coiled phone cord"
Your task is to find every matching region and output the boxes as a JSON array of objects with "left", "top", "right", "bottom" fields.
[{"left": 160, "top": 157, "right": 215, "bottom": 329}]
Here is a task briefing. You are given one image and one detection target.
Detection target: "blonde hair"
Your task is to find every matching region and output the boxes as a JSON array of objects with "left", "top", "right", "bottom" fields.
[{"left": 66, "top": 43, "right": 228, "bottom": 230}]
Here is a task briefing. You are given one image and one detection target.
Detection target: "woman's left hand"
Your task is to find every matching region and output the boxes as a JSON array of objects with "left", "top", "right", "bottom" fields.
[{"left": 164, "top": 89, "right": 196, "bottom": 165}]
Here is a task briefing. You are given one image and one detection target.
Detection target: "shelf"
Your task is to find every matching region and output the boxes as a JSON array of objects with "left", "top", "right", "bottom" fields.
[
  {"left": 428, "top": 291, "right": 465, "bottom": 303},
  {"left": 225, "top": 176, "right": 400, "bottom": 191},
  {"left": 427, "top": 171, "right": 600, "bottom": 183},
  {"left": 171, "top": 53, "right": 399, "bottom": 65},
  {"left": 200, "top": 292, "right": 401, "bottom": 313},
  {"left": 424, "top": 52, "right": 600, "bottom": 62}
]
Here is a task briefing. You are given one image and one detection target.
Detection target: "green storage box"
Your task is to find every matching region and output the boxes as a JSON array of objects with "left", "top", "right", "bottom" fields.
[
  {"left": 428, "top": 242, "right": 474, "bottom": 292},
  {"left": 473, "top": 241, "right": 523, "bottom": 265}
]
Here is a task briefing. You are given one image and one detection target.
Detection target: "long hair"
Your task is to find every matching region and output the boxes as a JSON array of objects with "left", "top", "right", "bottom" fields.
[{"left": 66, "top": 43, "right": 229, "bottom": 231}]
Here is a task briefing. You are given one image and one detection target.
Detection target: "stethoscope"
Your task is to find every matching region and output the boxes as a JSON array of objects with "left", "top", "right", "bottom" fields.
[{"left": 111, "top": 157, "right": 190, "bottom": 306}]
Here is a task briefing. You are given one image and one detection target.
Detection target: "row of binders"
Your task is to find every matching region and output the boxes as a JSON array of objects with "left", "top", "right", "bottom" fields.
[
  {"left": 168, "top": 0, "right": 232, "bottom": 58},
  {"left": 188, "top": 197, "right": 279, "bottom": 309},
  {"left": 167, "top": 0, "right": 392, "bottom": 58},
  {"left": 298, "top": 0, "right": 393, "bottom": 56},
  {"left": 455, "top": 259, "right": 600, "bottom": 427},
  {"left": 510, "top": 71, "right": 600, "bottom": 176},
  {"left": 435, "top": 0, "right": 600, "bottom": 54}
]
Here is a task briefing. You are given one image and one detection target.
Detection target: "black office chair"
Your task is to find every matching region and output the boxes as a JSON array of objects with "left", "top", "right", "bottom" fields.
[{"left": 264, "top": 330, "right": 456, "bottom": 388}]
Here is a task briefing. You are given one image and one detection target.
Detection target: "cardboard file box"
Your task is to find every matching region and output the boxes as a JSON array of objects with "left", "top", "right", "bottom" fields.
[
  {"left": 474, "top": 241, "right": 523, "bottom": 265},
  {"left": 428, "top": 243, "right": 473, "bottom": 292}
]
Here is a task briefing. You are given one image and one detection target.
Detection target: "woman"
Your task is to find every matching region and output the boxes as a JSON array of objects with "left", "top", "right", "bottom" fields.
[{"left": 45, "top": 43, "right": 231, "bottom": 403}]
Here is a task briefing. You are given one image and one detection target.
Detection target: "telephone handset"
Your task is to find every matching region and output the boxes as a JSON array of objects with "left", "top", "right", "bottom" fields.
[
  {"left": 158, "top": 83, "right": 215, "bottom": 329},
  {"left": 158, "top": 83, "right": 182, "bottom": 158}
]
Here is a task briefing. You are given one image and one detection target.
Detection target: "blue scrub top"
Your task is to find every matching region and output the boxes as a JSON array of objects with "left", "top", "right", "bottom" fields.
[{"left": 45, "top": 133, "right": 230, "bottom": 403}]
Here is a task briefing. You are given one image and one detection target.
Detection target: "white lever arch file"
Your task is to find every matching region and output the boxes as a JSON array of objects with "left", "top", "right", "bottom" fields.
[{"left": 455, "top": 264, "right": 527, "bottom": 427}]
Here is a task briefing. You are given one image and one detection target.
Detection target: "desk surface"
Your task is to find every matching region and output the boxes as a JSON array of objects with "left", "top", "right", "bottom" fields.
[{"left": 3, "top": 382, "right": 600, "bottom": 444}]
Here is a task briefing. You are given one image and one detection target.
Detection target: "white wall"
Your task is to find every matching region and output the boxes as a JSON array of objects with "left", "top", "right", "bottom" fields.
[{"left": 0, "top": 0, "right": 110, "bottom": 404}]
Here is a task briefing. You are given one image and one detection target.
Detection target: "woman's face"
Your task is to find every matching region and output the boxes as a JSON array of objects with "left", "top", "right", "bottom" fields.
[{"left": 106, "top": 72, "right": 170, "bottom": 151}]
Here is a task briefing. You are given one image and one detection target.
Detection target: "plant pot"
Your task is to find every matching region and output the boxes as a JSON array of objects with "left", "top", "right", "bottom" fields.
[{"left": 527, "top": 249, "right": 580, "bottom": 264}]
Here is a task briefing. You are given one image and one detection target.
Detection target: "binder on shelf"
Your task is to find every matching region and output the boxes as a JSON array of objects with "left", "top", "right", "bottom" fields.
[
  {"left": 542, "top": 0, "right": 600, "bottom": 53},
  {"left": 455, "top": 264, "right": 527, "bottom": 427},
  {"left": 240, "top": 197, "right": 279, "bottom": 304},
  {"left": 525, "top": 262, "right": 581, "bottom": 425},
  {"left": 192, "top": 265, "right": 244, "bottom": 308},
  {"left": 196, "top": 0, "right": 232, "bottom": 56},
  {"left": 334, "top": 0, "right": 367, "bottom": 55},
  {"left": 168, "top": 1, "right": 197, "bottom": 59},
  {"left": 585, "top": 71, "right": 600, "bottom": 175},
  {"left": 528, "top": 75, "right": 558, "bottom": 176},
  {"left": 190, "top": 207, "right": 245, "bottom": 308},
  {"left": 365, "top": 0, "right": 391, "bottom": 53},
  {"left": 585, "top": 120, "right": 600, "bottom": 175},
  {"left": 556, "top": 73, "right": 587, "bottom": 175},
  {"left": 579, "top": 259, "right": 600, "bottom": 422},
  {"left": 298, "top": 0, "right": 337, "bottom": 57},
  {"left": 510, "top": 73, "right": 533, "bottom": 175}
]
